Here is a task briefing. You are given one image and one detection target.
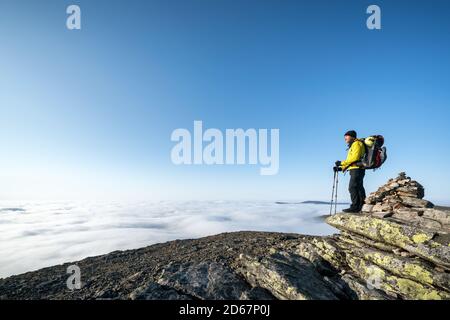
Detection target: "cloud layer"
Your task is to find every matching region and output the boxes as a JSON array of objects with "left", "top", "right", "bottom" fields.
[{"left": 0, "top": 200, "right": 341, "bottom": 278}]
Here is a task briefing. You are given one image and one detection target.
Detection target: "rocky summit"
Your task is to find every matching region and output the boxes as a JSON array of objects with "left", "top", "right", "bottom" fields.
[{"left": 0, "top": 173, "right": 449, "bottom": 300}]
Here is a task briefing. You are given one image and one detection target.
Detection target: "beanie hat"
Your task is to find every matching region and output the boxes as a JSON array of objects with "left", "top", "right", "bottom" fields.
[{"left": 344, "top": 130, "right": 357, "bottom": 138}]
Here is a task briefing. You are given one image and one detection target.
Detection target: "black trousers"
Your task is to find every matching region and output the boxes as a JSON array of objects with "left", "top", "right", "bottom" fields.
[{"left": 349, "top": 169, "right": 366, "bottom": 210}]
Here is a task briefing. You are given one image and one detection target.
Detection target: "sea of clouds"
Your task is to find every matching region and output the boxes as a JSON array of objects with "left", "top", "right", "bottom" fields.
[{"left": 0, "top": 200, "right": 343, "bottom": 278}]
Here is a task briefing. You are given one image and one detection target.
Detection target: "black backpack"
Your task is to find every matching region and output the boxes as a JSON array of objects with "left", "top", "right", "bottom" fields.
[{"left": 356, "top": 135, "right": 387, "bottom": 169}]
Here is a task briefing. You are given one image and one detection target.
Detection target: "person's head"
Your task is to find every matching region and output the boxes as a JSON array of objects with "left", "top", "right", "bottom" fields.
[{"left": 344, "top": 130, "right": 357, "bottom": 144}]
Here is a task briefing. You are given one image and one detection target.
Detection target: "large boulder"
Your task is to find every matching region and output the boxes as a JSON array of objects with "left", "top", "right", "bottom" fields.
[{"left": 235, "top": 251, "right": 342, "bottom": 300}]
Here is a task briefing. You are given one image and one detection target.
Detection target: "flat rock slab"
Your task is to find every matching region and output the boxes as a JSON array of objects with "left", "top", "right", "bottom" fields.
[
  {"left": 156, "top": 261, "right": 274, "bottom": 300},
  {"left": 327, "top": 214, "right": 450, "bottom": 269},
  {"left": 236, "top": 251, "right": 340, "bottom": 300}
]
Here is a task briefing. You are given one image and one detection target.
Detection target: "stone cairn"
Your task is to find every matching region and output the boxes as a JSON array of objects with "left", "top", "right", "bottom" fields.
[
  {"left": 361, "top": 172, "right": 449, "bottom": 231},
  {"left": 324, "top": 173, "right": 450, "bottom": 299}
]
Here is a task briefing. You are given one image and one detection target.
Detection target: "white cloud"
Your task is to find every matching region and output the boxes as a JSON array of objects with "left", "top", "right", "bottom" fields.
[{"left": 0, "top": 200, "right": 341, "bottom": 278}]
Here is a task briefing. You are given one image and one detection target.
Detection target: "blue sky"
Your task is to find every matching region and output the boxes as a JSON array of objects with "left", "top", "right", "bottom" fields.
[{"left": 0, "top": 0, "right": 449, "bottom": 202}]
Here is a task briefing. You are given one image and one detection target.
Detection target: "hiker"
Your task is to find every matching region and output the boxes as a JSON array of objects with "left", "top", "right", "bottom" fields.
[{"left": 334, "top": 130, "right": 366, "bottom": 213}]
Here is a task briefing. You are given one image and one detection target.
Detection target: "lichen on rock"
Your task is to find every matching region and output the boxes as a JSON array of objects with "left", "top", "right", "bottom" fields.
[{"left": 327, "top": 213, "right": 450, "bottom": 269}]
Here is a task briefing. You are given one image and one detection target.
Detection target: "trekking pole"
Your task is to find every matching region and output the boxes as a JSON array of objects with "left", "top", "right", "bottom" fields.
[
  {"left": 334, "top": 172, "right": 339, "bottom": 215},
  {"left": 329, "top": 170, "right": 336, "bottom": 216}
]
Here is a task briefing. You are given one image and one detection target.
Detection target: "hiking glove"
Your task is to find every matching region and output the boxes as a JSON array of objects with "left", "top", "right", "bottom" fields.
[
  {"left": 333, "top": 166, "right": 342, "bottom": 172},
  {"left": 335, "top": 160, "right": 342, "bottom": 167}
]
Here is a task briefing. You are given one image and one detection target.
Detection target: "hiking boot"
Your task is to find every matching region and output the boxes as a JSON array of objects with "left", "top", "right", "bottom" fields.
[{"left": 342, "top": 207, "right": 360, "bottom": 213}]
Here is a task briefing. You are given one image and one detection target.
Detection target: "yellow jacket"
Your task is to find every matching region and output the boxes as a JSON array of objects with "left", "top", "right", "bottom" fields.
[{"left": 340, "top": 140, "right": 365, "bottom": 171}]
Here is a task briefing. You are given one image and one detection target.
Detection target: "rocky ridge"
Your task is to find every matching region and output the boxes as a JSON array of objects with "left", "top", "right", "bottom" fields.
[{"left": 0, "top": 173, "right": 449, "bottom": 300}]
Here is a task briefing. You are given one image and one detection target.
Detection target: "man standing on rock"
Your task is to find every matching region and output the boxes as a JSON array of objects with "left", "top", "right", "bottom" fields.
[{"left": 334, "top": 130, "right": 366, "bottom": 213}]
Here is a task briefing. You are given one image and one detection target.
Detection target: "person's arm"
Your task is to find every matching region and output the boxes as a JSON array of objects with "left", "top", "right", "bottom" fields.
[{"left": 340, "top": 141, "right": 364, "bottom": 170}]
